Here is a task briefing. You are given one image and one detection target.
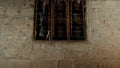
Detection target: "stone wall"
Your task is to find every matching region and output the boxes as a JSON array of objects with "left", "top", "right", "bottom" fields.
[{"left": 0, "top": 0, "right": 120, "bottom": 68}]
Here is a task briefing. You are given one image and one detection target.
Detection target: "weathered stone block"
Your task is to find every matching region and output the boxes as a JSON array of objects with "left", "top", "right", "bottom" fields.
[
  {"left": 33, "top": 42, "right": 64, "bottom": 60},
  {"left": 21, "top": 8, "right": 34, "bottom": 17},
  {"left": 58, "top": 60, "right": 73, "bottom": 68},
  {"left": 32, "top": 60, "right": 57, "bottom": 68},
  {"left": 0, "top": 0, "right": 12, "bottom": 7},
  {"left": 0, "top": 60, "right": 31, "bottom": 68},
  {"left": 13, "top": 0, "right": 26, "bottom": 8},
  {"left": 0, "top": 8, "right": 5, "bottom": 15},
  {"left": 6, "top": 8, "right": 20, "bottom": 17}
]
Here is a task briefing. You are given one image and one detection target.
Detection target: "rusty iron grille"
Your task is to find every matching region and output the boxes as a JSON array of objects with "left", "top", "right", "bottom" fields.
[{"left": 34, "top": 0, "right": 86, "bottom": 40}]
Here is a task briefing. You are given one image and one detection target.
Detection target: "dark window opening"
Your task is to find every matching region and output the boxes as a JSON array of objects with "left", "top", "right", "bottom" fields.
[{"left": 34, "top": 0, "right": 86, "bottom": 40}]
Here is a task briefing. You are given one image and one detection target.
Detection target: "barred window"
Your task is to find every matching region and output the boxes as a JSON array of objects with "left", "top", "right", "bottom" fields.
[{"left": 34, "top": 0, "right": 86, "bottom": 40}]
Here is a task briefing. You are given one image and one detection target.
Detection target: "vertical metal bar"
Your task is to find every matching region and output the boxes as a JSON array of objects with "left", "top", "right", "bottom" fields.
[
  {"left": 50, "top": 0, "right": 54, "bottom": 40},
  {"left": 82, "top": 0, "right": 87, "bottom": 40},
  {"left": 47, "top": 1, "right": 51, "bottom": 40},
  {"left": 33, "top": 0, "right": 38, "bottom": 40},
  {"left": 66, "top": 0, "right": 70, "bottom": 40},
  {"left": 70, "top": 0, "right": 72, "bottom": 40}
]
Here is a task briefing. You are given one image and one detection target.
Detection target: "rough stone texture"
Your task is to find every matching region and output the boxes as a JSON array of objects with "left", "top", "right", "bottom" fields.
[
  {"left": 13, "top": 0, "right": 26, "bottom": 8},
  {"left": 0, "top": 60, "right": 32, "bottom": 68},
  {"left": 58, "top": 60, "right": 74, "bottom": 68},
  {"left": 0, "top": 0, "right": 120, "bottom": 68},
  {"left": 32, "top": 60, "right": 58, "bottom": 68},
  {"left": 0, "top": 0, "right": 12, "bottom": 7}
]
